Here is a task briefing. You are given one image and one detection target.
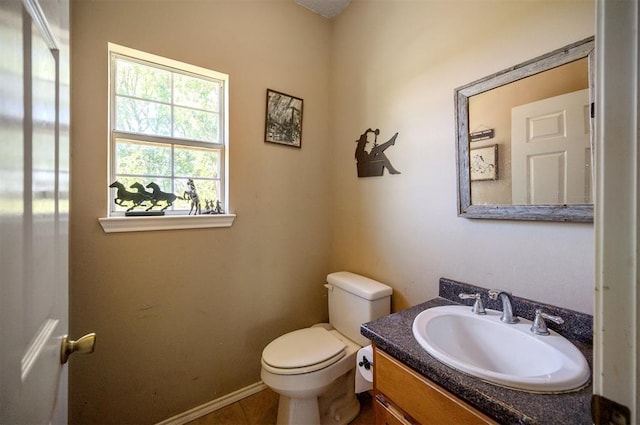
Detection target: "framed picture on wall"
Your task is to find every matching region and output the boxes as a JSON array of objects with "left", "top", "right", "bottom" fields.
[
  {"left": 265, "top": 89, "right": 303, "bottom": 148},
  {"left": 470, "top": 144, "right": 498, "bottom": 181}
]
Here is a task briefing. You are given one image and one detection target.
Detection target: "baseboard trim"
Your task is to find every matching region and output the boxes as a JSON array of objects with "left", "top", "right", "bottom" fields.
[{"left": 156, "top": 381, "right": 269, "bottom": 425}]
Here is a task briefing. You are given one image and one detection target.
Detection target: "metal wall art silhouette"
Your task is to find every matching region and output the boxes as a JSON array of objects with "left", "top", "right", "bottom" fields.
[{"left": 354, "top": 128, "right": 401, "bottom": 177}]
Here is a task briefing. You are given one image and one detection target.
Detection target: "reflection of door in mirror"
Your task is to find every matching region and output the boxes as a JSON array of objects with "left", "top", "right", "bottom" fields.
[
  {"left": 511, "top": 89, "right": 591, "bottom": 204},
  {"left": 468, "top": 58, "right": 589, "bottom": 206}
]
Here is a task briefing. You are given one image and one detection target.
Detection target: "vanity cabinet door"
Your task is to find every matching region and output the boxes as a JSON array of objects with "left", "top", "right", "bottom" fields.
[{"left": 374, "top": 347, "right": 498, "bottom": 425}]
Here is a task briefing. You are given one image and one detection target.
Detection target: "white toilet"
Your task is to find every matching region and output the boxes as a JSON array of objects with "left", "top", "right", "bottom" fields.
[{"left": 260, "top": 271, "right": 392, "bottom": 425}]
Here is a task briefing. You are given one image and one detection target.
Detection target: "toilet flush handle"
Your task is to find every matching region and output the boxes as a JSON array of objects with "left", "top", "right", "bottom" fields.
[{"left": 324, "top": 284, "right": 333, "bottom": 291}]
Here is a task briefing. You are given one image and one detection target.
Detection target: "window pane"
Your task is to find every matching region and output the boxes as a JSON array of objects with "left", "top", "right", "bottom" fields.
[
  {"left": 174, "top": 74, "right": 219, "bottom": 111},
  {"left": 201, "top": 180, "right": 221, "bottom": 206},
  {"left": 115, "top": 139, "right": 172, "bottom": 176},
  {"left": 116, "top": 96, "right": 171, "bottom": 136},
  {"left": 115, "top": 58, "right": 171, "bottom": 102},
  {"left": 145, "top": 178, "right": 173, "bottom": 194},
  {"left": 174, "top": 146, "right": 219, "bottom": 178},
  {"left": 173, "top": 106, "right": 218, "bottom": 142}
]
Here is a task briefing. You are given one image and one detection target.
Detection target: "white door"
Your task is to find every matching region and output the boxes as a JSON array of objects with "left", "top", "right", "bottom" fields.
[
  {"left": 0, "top": 1, "right": 74, "bottom": 423},
  {"left": 594, "top": 0, "right": 639, "bottom": 422},
  {"left": 511, "top": 89, "right": 591, "bottom": 204}
]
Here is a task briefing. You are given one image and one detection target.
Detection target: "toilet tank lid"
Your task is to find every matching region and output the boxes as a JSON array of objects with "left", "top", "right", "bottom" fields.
[{"left": 326, "top": 271, "right": 392, "bottom": 300}]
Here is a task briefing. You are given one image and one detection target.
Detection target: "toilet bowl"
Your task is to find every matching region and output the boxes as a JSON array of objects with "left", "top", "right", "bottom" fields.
[
  {"left": 261, "top": 326, "right": 360, "bottom": 425},
  {"left": 260, "top": 272, "right": 392, "bottom": 425}
]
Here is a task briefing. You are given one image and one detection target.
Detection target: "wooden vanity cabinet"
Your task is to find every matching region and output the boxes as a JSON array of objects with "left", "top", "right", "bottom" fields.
[{"left": 373, "top": 346, "right": 498, "bottom": 425}]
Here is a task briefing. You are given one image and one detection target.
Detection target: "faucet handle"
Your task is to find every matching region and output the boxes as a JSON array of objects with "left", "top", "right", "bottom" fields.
[
  {"left": 458, "top": 293, "right": 486, "bottom": 315},
  {"left": 530, "top": 309, "right": 564, "bottom": 335}
]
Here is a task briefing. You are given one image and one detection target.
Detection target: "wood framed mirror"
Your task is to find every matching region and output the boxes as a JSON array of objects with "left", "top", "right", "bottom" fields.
[{"left": 455, "top": 37, "right": 595, "bottom": 222}]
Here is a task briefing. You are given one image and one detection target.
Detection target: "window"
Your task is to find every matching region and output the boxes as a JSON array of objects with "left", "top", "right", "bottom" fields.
[{"left": 107, "top": 44, "right": 229, "bottom": 224}]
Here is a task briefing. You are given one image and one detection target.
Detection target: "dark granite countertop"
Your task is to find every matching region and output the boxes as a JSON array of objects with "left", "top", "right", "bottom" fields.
[{"left": 360, "top": 279, "right": 593, "bottom": 425}]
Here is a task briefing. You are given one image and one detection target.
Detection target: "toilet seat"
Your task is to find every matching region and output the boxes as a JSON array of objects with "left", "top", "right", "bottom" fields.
[{"left": 262, "top": 327, "right": 346, "bottom": 375}]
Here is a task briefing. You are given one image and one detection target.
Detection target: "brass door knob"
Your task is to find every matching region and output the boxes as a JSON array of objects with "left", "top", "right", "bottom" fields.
[{"left": 60, "top": 333, "right": 96, "bottom": 364}]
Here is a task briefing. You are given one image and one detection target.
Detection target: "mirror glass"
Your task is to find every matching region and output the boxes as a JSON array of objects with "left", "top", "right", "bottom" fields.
[{"left": 455, "top": 37, "right": 594, "bottom": 222}]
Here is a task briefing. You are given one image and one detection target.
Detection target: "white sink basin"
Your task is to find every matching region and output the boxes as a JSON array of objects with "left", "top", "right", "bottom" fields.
[{"left": 412, "top": 305, "right": 590, "bottom": 393}]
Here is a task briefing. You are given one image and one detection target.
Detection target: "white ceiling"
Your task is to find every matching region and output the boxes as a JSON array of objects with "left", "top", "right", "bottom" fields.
[{"left": 295, "top": 0, "right": 351, "bottom": 18}]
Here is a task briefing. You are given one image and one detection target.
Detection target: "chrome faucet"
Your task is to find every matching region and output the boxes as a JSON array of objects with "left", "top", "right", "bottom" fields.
[{"left": 487, "top": 289, "right": 519, "bottom": 324}]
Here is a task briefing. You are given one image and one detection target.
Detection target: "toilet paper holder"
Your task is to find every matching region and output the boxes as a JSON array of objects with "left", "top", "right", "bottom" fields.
[
  {"left": 355, "top": 345, "right": 374, "bottom": 393},
  {"left": 358, "top": 354, "right": 372, "bottom": 370}
]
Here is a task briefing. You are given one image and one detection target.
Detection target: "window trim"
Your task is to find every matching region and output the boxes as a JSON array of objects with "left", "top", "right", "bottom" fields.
[
  {"left": 102, "top": 43, "right": 232, "bottom": 232},
  {"left": 99, "top": 214, "right": 236, "bottom": 233}
]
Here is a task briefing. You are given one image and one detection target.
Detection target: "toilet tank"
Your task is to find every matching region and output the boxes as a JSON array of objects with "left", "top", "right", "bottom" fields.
[{"left": 326, "top": 271, "right": 392, "bottom": 346}]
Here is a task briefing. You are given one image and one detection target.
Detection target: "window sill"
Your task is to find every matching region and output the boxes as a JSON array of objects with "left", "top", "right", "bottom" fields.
[{"left": 98, "top": 214, "right": 236, "bottom": 233}]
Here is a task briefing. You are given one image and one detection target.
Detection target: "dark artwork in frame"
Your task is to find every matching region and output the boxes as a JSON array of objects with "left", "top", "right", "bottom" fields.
[{"left": 265, "top": 89, "right": 303, "bottom": 148}]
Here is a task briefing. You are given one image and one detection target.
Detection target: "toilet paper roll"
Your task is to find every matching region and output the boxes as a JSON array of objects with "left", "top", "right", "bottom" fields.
[{"left": 355, "top": 345, "right": 374, "bottom": 393}]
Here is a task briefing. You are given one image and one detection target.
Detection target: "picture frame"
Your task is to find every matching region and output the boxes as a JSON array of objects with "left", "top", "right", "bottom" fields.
[
  {"left": 265, "top": 89, "right": 303, "bottom": 148},
  {"left": 470, "top": 144, "right": 498, "bottom": 181}
]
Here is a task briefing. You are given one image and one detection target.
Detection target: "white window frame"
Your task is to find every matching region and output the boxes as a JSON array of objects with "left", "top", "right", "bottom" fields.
[{"left": 99, "top": 43, "right": 235, "bottom": 233}]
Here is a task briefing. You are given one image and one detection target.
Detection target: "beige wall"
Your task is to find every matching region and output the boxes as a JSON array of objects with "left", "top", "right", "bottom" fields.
[
  {"left": 70, "top": 0, "right": 595, "bottom": 423},
  {"left": 329, "top": 0, "right": 594, "bottom": 314},
  {"left": 70, "top": 1, "right": 332, "bottom": 423}
]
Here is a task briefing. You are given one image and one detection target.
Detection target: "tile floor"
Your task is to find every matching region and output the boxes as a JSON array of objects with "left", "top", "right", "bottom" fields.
[{"left": 185, "top": 389, "right": 374, "bottom": 425}]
